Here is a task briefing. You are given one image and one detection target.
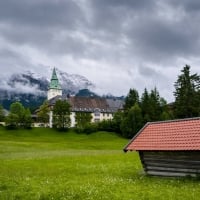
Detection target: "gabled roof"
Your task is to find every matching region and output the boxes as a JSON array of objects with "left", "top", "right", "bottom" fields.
[{"left": 124, "top": 118, "right": 200, "bottom": 151}]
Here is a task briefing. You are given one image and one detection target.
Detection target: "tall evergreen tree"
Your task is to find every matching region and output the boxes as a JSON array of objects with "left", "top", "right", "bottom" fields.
[
  {"left": 123, "top": 88, "right": 139, "bottom": 111},
  {"left": 120, "top": 103, "right": 143, "bottom": 138},
  {"left": 149, "top": 88, "right": 162, "bottom": 121},
  {"left": 174, "top": 65, "right": 200, "bottom": 118},
  {"left": 140, "top": 88, "right": 171, "bottom": 122},
  {"left": 141, "top": 88, "right": 151, "bottom": 123},
  {"left": 160, "top": 97, "right": 173, "bottom": 120}
]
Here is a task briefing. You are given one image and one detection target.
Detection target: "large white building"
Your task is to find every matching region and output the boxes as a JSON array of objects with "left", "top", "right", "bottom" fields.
[{"left": 47, "top": 68, "right": 124, "bottom": 127}]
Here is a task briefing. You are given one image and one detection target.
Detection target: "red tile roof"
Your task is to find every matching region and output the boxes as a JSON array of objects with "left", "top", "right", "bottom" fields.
[{"left": 124, "top": 118, "right": 200, "bottom": 151}]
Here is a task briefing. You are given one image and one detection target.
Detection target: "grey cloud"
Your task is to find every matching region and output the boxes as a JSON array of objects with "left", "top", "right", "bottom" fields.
[
  {"left": 0, "top": 79, "right": 45, "bottom": 95},
  {"left": 128, "top": 18, "right": 196, "bottom": 61},
  {"left": 169, "top": 0, "right": 200, "bottom": 13},
  {"left": 138, "top": 65, "right": 168, "bottom": 87},
  {"left": 83, "top": 0, "right": 200, "bottom": 66},
  {"left": 92, "top": 0, "right": 153, "bottom": 8},
  {"left": 0, "top": 49, "right": 20, "bottom": 60},
  {"left": 139, "top": 66, "right": 158, "bottom": 77},
  {"left": 0, "top": 48, "right": 28, "bottom": 68},
  {"left": 0, "top": 48, "right": 48, "bottom": 78},
  {"left": 121, "top": 3, "right": 200, "bottom": 65},
  {"left": 0, "top": 0, "right": 200, "bottom": 102},
  {"left": 1, "top": 0, "right": 200, "bottom": 62},
  {"left": 0, "top": 0, "right": 89, "bottom": 58},
  {"left": 0, "top": 0, "right": 84, "bottom": 28}
]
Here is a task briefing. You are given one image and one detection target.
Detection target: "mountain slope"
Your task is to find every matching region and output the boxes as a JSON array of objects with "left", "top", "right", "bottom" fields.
[{"left": 0, "top": 69, "right": 94, "bottom": 110}]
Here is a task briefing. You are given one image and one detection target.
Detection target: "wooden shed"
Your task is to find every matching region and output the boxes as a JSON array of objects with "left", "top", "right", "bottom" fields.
[{"left": 124, "top": 118, "right": 200, "bottom": 177}]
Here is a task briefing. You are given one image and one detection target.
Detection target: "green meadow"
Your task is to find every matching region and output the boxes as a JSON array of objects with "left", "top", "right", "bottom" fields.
[{"left": 0, "top": 128, "right": 200, "bottom": 200}]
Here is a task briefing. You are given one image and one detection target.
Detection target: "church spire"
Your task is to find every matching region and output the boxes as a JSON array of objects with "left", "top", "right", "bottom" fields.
[
  {"left": 47, "top": 67, "right": 62, "bottom": 100},
  {"left": 49, "top": 67, "right": 61, "bottom": 89}
]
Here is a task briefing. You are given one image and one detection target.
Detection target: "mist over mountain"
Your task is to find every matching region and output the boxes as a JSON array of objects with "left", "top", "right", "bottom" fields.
[
  {"left": 56, "top": 69, "right": 94, "bottom": 94},
  {"left": 0, "top": 69, "right": 95, "bottom": 110}
]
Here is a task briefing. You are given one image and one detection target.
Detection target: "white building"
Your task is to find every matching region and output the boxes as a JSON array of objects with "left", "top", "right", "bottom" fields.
[{"left": 47, "top": 68, "right": 124, "bottom": 127}]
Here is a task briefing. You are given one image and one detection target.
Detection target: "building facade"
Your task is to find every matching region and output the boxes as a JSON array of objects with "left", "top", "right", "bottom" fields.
[{"left": 47, "top": 68, "right": 124, "bottom": 127}]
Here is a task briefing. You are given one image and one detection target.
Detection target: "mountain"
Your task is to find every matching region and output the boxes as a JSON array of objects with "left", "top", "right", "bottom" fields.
[
  {"left": 0, "top": 69, "right": 94, "bottom": 110},
  {"left": 56, "top": 69, "right": 94, "bottom": 95},
  {"left": 75, "top": 89, "right": 99, "bottom": 97}
]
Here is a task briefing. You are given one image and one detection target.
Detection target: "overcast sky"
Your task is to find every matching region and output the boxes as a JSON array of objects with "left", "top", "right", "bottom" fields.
[{"left": 1, "top": 0, "right": 200, "bottom": 102}]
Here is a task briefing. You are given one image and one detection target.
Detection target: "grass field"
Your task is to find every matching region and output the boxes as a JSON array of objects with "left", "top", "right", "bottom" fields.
[{"left": 0, "top": 127, "right": 200, "bottom": 200}]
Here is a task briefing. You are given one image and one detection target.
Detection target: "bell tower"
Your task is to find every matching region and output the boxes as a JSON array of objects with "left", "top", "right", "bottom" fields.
[{"left": 47, "top": 67, "right": 62, "bottom": 100}]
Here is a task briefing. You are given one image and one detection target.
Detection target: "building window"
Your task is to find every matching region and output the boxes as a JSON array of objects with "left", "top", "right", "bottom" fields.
[
  {"left": 94, "top": 108, "right": 100, "bottom": 117},
  {"left": 94, "top": 112, "right": 100, "bottom": 117}
]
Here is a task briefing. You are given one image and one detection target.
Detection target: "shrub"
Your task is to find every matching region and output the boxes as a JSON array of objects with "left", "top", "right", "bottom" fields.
[
  {"left": 97, "top": 120, "right": 115, "bottom": 132},
  {"left": 83, "top": 123, "right": 98, "bottom": 134}
]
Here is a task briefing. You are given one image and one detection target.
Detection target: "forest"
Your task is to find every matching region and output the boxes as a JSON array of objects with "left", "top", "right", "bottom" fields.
[{"left": 111, "top": 65, "right": 200, "bottom": 138}]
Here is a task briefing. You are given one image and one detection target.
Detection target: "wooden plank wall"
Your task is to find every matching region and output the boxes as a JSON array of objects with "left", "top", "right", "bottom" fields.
[{"left": 139, "top": 151, "right": 200, "bottom": 177}]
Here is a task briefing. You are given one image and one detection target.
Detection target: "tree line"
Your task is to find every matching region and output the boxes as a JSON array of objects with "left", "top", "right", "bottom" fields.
[
  {"left": 0, "top": 102, "right": 32, "bottom": 129},
  {"left": 109, "top": 65, "right": 200, "bottom": 138},
  {"left": 2, "top": 100, "right": 72, "bottom": 130},
  {"left": 0, "top": 65, "right": 200, "bottom": 137}
]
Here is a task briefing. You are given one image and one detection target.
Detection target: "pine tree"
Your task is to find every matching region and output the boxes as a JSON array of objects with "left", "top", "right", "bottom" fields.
[
  {"left": 120, "top": 103, "right": 143, "bottom": 138},
  {"left": 141, "top": 88, "right": 151, "bottom": 123},
  {"left": 123, "top": 88, "right": 139, "bottom": 111},
  {"left": 140, "top": 88, "right": 171, "bottom": 122},
  {"left": 174, "top": 65, "right": 200, "bottom": 118},
  {"left": 149, "top": 88, "right": 162, "bottom": 121}
]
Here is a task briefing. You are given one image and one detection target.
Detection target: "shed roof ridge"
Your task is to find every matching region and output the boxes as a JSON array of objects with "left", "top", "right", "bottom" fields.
[{"left": 147, "top": 117, "right": 200, "bottom": 125}]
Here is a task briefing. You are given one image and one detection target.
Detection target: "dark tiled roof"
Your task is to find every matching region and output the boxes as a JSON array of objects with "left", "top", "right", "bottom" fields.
[
  {"left": 48, "top": 96, "right": 124, "bottom": 113},
  {"left": 69, "top": 96, "right": 109, "bottom": 112},
  {"left": 106, "top": 99, "right": 124, "bottom": 112},
  {"left": 124, "top": 118, "right": 200, "bottom": 151}
]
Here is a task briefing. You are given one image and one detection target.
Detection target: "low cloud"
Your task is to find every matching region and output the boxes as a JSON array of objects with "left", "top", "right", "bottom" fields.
[{"left": 1, "top": 0, "right": 200, "bottom": 102}]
